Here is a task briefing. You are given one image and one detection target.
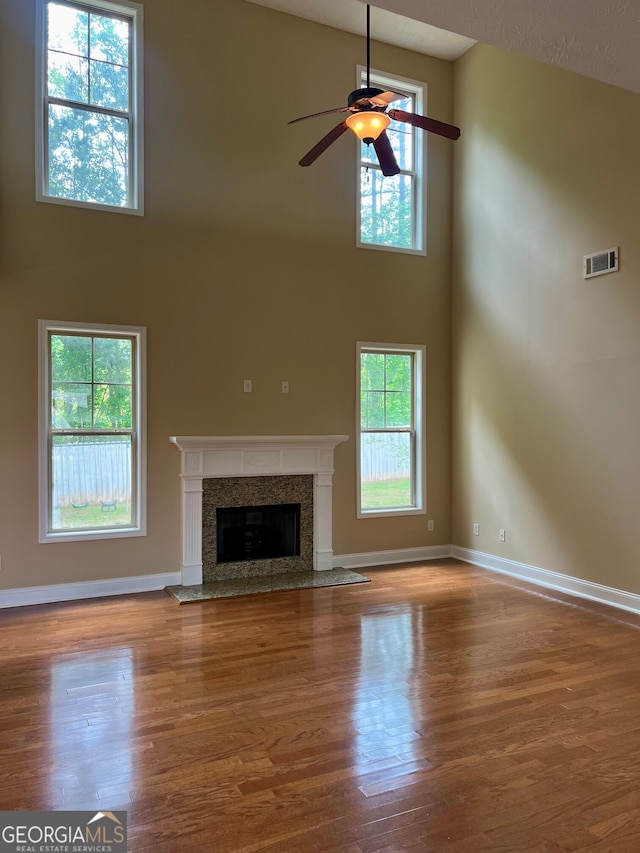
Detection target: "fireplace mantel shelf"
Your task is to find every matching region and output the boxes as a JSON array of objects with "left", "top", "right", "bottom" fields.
[
  {"left": 170, "top": 435, "right": 348, "bottom": 585},
  {"left": 170, "top": 435, "right": 348, "bottom": 450}
]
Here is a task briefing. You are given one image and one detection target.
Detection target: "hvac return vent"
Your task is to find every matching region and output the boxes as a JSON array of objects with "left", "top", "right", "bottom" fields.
[{"left": 584, "top": 247, "right": 618, "bottom": 279}]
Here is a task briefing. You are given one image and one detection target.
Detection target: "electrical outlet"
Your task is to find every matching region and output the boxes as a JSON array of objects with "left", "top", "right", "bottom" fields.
[
  {"left": 428, "top": 520, "right": 434, "bottom": 532},
  {"left": 499, "top": 529, "right": 506, "bottom": 542},
  {"left": 243, "top": 379, "right": 252, "bottom": 393},
  {"left": 282, "top": 381, "right": 289, "bottom": 394},
  {"left": 473, "top": 523, "right": 479, "bottom": 536}
]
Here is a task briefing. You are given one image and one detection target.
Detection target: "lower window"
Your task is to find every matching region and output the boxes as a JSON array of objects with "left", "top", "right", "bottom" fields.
[
  {"left": 39, "top": 319, "right": 146, "bottom": 542},
  {"left": 357, "top": 341, "right": 425, "bottom": 517}
]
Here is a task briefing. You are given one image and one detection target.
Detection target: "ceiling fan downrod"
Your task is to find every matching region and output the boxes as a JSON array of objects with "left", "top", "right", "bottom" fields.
[{"left": 366, "top": 4, "right": 371, "bottom": 88}]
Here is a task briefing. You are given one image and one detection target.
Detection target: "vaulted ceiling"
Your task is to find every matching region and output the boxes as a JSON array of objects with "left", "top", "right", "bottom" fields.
[
  {"left": 245, "top": 0, "right": 475, "bottom": 61},
  {"left": 246, "top": 0, "right": 640, "bottom": 94}
]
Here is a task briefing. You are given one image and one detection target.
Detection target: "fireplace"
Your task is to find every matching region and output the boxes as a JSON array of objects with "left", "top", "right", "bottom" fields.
[
  {"left": 202, "top": 473, "right": 313, "bottom": 581},
  {"left": 170, "top": 435, "right": 348, "bottom": 585}
]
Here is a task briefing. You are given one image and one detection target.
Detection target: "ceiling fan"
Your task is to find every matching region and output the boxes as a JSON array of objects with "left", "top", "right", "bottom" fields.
[{"left": 288, "top": 4, "right": 461, "bottom": 177}]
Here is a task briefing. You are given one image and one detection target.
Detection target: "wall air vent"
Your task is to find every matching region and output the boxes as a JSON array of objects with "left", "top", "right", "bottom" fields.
[{"left": 583, "top": 247, "right": 618, "bottom": 279}]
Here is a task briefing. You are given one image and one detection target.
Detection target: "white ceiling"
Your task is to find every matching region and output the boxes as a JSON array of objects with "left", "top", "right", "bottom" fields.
[{"left": 246, "top": 0, "right": 640, "bottom": 94}]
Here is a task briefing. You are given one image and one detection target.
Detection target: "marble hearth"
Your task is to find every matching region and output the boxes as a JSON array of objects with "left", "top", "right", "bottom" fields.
[{"left": 170, "top": 435, "right": 348, "bottom": 586}]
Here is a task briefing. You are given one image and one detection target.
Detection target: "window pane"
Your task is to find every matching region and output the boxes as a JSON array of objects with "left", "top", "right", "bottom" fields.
[
  {"left": 360, "top": 169, "right": 413, "bottom": 249},
  {"left": 51, "top": 435, "right": 133, "bottom": 530},
  {"left": 51, "top": 335, "right": 91, "bottom": 382},
  {"left": 360, "top": 432, "right": 412, "bottom": 509},
  {"left": 94, "top": 337, "right": 132, "bottom": 384},
  {"left": 90, "top": 58, "right": 129, "bottom": 111},
  {"left": 48, "top": 104, "right": 129, "bottom": 206},
  {"left": 93, "top": 384, "right": 132, "bottom": 429},
  {"left": 89, "top": 13, "right": 130, "bottom": 66},
  {"left": 361, "top": 391, "right": 385, "bottom": 429},
  {"left": 48, "top": 51, "right": 89, "bottom": 102},
  {"left": 52, "top": 383, "right": 92, "bottom": 428},
  {"left": 385, "top": 392, "right": 411, "bottom": 427},
  {"left": 385, "top": 354, "right": 411, "bottom": 390},
  {"left": 360, "top": 352, "right": 385, "bottom": 391},
  {"left": 48, "top": 3, "right": 88, "bottom": 56}
]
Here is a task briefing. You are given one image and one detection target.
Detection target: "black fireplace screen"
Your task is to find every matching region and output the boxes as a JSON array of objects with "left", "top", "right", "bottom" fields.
[{"left": 216, "top": 503, "right": 301, "bottom": 563}]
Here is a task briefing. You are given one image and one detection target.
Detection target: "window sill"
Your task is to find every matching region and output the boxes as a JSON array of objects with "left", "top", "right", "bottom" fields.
[
  {"left": 356, "top": 240, "right": 426, "bottom": 256},
  {"left": 36, "top": 193, "right": 143, "bottom": 216},
  {"left": 357, "top": 506, "right": 426, "bottom": 520},
  {"left": 39, "top": 525, "right": 146, "bottom": 544}
]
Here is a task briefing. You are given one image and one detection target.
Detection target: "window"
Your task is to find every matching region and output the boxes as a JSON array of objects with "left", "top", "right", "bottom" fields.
[
  {"left": 357, "top": 342, "right": 425, "bottom": 517},
  {"left": 356, "top": 68, "right": 425, "bottom": 254},
  {"left": 35, "top": 0, "right": 144, "bottom": 214},
  {"left": 38, "top": 320, "right": 146, "bottom": 542}
]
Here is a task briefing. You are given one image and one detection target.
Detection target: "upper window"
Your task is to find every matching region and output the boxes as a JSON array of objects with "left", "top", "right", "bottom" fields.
[
  {"left": 357, "top": 342, "right": 425, "bottom": 518},
  {"left": 38, "top": 320, "right": 147, "bottom": 542},
  {"left": 35, "top": 0, "right": 144, "bottom": 214},
  {"left": 357, "top": 68, "right": 425, "bottom": 254}
]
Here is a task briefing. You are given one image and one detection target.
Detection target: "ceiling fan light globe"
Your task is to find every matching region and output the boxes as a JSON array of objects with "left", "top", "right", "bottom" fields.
[{"left": 345, "top": 111, "right": 390, "bottom": 142}]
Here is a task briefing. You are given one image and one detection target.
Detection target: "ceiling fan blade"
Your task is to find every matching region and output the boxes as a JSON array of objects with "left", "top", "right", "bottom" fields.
[
  {"left": 372, "top": 131, "right": 400, "bottom": 177},
  {"left": 388, "top": 109, "right": 461, "bottom": 141},
  {"left": 369, "top": 90, "right": 404, "bottom": 107},
  {"left": 288, "top": 106, "right": 349, "bottom": 125},
  {"left": 299, "top": 121, "right": 349, "bottom": 167}
]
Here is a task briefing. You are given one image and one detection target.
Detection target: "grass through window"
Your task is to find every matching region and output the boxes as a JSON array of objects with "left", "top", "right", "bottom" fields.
[{"left": 361, "top": 478, "right": 411, "bottom": 508}]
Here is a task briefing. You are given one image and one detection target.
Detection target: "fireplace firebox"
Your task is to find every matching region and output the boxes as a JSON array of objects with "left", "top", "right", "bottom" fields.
[{"left": 216, "top": 503, "right": 301, "bottom": 563}]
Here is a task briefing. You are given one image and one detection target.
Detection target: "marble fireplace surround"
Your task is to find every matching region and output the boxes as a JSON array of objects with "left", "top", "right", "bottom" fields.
[{"left": 169, "top": 435, "right": 348, "bottom": 586}]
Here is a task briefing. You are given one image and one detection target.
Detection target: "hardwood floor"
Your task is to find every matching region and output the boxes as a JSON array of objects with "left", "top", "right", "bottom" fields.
[{"left": 2, "top": 559, "right": 640, "bottom": 852}]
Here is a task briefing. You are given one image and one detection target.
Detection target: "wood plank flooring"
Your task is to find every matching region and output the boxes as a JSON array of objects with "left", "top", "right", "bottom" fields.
[{"left": 2, "top": 560, "right": 640, "bottom": 851}]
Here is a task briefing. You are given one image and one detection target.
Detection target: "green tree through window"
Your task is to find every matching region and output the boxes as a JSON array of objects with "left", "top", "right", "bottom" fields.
[
  {"left": 36, "top": 0, "right": 143, "bottom": 212},
  {"left": 51, "top": 334, "right": 133, "bottom": 429},
  {"left": 358, "top": 343, "right": 425, "bottom": 515},
  {"left": 39, "top": 321, "right": 146, "bottom": 542},
  {"left": 357, "top": 71, "right": 424, "bottom": 253}
]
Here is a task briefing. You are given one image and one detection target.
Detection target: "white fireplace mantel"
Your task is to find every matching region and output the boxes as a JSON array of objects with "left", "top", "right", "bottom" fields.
[{"left": 170, "top": 435, "right": 348, "bottom": 585}]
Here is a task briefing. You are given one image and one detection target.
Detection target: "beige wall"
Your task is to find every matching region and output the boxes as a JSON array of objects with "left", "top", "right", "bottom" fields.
[
  {"left": 0, "top": 0, "right": 454, "bottom": 590},
  {"left": 452, "top": 43, "right": 640, "bottom": 592}
]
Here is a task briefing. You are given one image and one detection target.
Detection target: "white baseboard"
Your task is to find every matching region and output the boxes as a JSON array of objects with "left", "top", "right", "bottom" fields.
[
  {"left": 452, "top": 546, "right": 640, "bottom": 617},
  {"left": 334, "top": 545, "right": 453, "bottom": 570},
  {"left": 0, "top": 572, "right": 182, "bottom": 610},
  {"left": 5, "top": 547, "right": 639, "bottom": 618}
]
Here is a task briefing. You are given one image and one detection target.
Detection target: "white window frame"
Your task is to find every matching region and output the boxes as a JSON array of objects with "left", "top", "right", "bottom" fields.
[
  {"left": 356, "top": 67, "right": 426, "bottom": 255},
  {"left": 357, "top": 341, "right": 426, "bottom": 519},
  {"left": 38, "top": 319, "right": 147, "bottom": 543},
  {"left": 35, "top": 0, "right": 144, "bottom": 215}
]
